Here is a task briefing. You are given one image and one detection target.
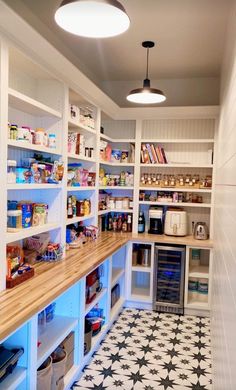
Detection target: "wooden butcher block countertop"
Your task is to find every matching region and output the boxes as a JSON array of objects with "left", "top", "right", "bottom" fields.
[{"left": 0, "top": 232, "right": 213, "bottom": 341}]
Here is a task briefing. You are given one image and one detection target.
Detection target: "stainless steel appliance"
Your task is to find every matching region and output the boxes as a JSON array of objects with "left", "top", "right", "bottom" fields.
[
  {"left": 154, "top": 245, "right": 185, "bottom": 314},
  {"left": 148, "top": 207, "right": 164, "bottom": 234},
  {"left": 193, "top": 222, "right": 209, "bottom": 240}
]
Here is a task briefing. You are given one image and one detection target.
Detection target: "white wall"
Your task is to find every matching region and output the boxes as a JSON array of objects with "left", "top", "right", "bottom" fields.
[{"left": 212, "top": 2, "right": 236, "bottom": 389}]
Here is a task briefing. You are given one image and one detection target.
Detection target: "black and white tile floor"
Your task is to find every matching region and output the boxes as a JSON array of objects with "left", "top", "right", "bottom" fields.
[{"left": 73, "top": 308, "right": 212, "bottom": 390}]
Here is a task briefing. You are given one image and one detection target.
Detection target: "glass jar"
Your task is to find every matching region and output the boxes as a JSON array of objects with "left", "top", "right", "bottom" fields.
[
  {"left": 115, "top": 197, "right": 123, "bottom": 210},
  {"left": 84, "top": 199, "right": 91, "bottom": 216},
  {"left": 35, "top": 128, "right": 45, "bottom": 145},
  {"left": 7, "top": 210, "right": 22, "bottom": 231},
  {"left": 122, "top": 197, "right": 129, "bottom": 210},
  {"left": 108, "top": 197, "right": 115, "bottom": 209},
  {"left": 7, "top": 160, "right": 17, "bottom": 184},
  {"left": 129, "top": 198, "right": 134, "bottom": 209},
  {"left": 76, "top": 200, "right": 84, "bottom": 217}
]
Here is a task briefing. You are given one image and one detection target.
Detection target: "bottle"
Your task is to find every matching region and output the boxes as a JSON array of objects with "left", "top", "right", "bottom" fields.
[
  {"left": 117, "top": 215, "right": 123, "bottom": 231},
  {"left": 67, "top": 197, "right": 73, "bottom": 218},
  {"left": 138, "top": 211, "right": 145, "bottom": 233},
  {"left": 108, "top": 213, "right": 113, "bottom": 231},
  {"left": 112, "top": 214, "right": 118, "bottom": 231},
  {"left": 127, "top": 214, "right": 132, "bottom": 232},
  {"left": 122, "top": 215, "right": 128, "bottom": 232}
]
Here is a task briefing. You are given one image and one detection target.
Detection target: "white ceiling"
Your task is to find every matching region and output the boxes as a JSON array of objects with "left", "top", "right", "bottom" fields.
[{"left": 4, "top": 0, "right": 232, "bottom": 105}]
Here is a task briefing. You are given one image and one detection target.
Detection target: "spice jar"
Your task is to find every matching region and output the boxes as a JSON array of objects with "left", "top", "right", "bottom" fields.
[
  {"left": 7, "top": 160, "right": 17, "bottom": 184},
  {"left": 115, "top": 197, "right": 123, "bottom": 210},
  {"left": 76, "top": 200, "right": 84, "bottom": 217},
  {"left": 108, "top": 197, "right": 115, "bottom": 209},
  {"left": 84, "top": 199, "right": 91, "bottom": 216},
  {"left": 129, "top": 198, "right": 134, "bottom": 209},
  {"left": 122, "top": 197, "right": 129, "bottom": 210}
]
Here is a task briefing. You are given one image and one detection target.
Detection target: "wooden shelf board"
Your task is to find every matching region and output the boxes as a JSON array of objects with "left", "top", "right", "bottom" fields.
[
  {"left": 110, "top": 297, "right": 125, "bottom": 322},
  {"left": 7, "top": 183, "right": 62, "bottom": 190},
  {"left": 99, "top": 186, "right": 134, "bottom": 190},
  {"left": 98, "top": 209, "right": 133, "bottom": 216},
  {"left": 68, "top": 153, "right": 96, "bottom": 163},
  {"left": 37, "top": 316, "right": 78, "bottom": 368},
  {"left": 66, "top": 214, "right": 94, "bottom": 225},
  {"left": 141, "top": 138, "right": 215, "bottom": 144},
  {"left": 139, "top": 201, "right": 211, "bottom": 208},
  {"left": 68, "top": 119, "right": 96, "bottom": 134},
  {"left": 6, "top": 222, "right": 60, "bottom": 243},
  {"left": 140, "top": 163, "right": 213, "bottom": 168},
  {"left": 100, "top": 160, "right": 135, "bottom": 167},
  {"left": 0, "top": 366, "right": 26, "bottom": 390},
  {"left": 111, "top": 268, "right": 125, "bottom": 287},
  {"left": 132, "top": 266, "right": 152, "bottom": 273},
  {"left": 67, "top": 186, "right": 96, "bottom": 192},
  {"left": 139, "top": 186, "right": 212, "bottom": 193},
  {"left": 7, "top": 140, "right": 62, "bottom": 155},
  {"left": 85, "top": 288, "right": 107, "bottom": 316},
  {"left": 100, "top": 134, "right": 135, "bottom": 143},
  {"left": 8, "top": 88, "right": 62, "bottom": 118}
]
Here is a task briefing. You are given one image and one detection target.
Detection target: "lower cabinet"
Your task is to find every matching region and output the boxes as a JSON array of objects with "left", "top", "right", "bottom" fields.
[{"left": 0, "top": 244, "right": 127, "bottom": 390}]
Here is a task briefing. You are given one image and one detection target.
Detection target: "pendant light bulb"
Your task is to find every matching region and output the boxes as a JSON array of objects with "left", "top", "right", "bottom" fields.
[
  {"left": 126, "top": 41, "right": 166, "bottom": 104},
  {"left": 55, "top": 0, "right": 130, "bottom": 38}
]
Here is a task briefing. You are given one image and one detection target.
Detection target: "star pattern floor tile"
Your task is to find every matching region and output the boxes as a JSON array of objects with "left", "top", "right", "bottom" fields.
[{"left": 73, "top": 309, "right": 212, "bottom": 390}]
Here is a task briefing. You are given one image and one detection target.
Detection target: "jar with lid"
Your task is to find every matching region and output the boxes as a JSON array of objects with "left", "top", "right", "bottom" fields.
[
  {"left": 122, "top": 197, "right": 129, "bottom": 210},
  {"left": 48, "top": 134, "right": 56, "bottom": 148},
  {"left": 10, "top": 124, "right": 18, "bottom": 140},
  {"left": 7, "top": 210, "right": 22, "bottom": 231},
  {"left": 84, "top": 199, "right": 91, "bottom": 216},
  {"left": 7, "top": 160, "right": 17, "bottom": 184},
  {"left": 129, "top": 198, "right": 134, "bottom": 209},
  {"left": 108, "top": 197, "right": 115, "bottom": 210},
  {"left": 76, "top": 200, "right": 84, "bottom": 217},
  {"left": 35, "top": 128, "right": 45, "bottom": 145},
  {"left": 115, "top": 198, "right": 123, "bottom": 210}
]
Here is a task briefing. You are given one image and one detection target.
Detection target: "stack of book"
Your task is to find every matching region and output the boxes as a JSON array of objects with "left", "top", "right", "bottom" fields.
[{"left": 140, "top": 144, "right": 168, "bottom": 164}]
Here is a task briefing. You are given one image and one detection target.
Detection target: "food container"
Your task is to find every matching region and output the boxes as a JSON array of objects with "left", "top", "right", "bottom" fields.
[
  {"left": 122, "top": 197, "right": 129, "bottom": 209},
  {"left": 48, "top": 134, "right": 56, "bottom": 148},
  {"left": 111, "top": 149, "right": 121, "bottom": 162},
  {"left": 18, "top": 203, "right": 33, "bottom": 228},
  {"left": 7, "top": 210, "right": 22, "bottom": 231},
  {"left": 190, "top": 249, "right": 201, "bottom": 267},
  {"left": 16, "top": 167, "right": 31, "bottom": 184},
  {"left": 84, "top": 199, "right": 91, "bottom": 216},
  {"left": 121, "top": 150, "right": 129, "bottom": 163},
  {"left": 129, "top": 198, "right": 134, "bottom": 209},
  {"left": 115, "top": 197, "right": 123, "bottom": 210},
  {"left": 188, "top": 277, "right": 198, "bottom": 300},
  {"left": 7, "top": 160, "right": 17, "bottom": 184},
  {"left": 35, "top": 128, "right": 45, "bottom": 145},
  {"left": 108, "top": 197, "right": 115, "bottom": 209},
  {"left": 76, "top": 200, "right": 84, "bottom": 216},
  {"left": 198, "top": 278, "right": 208, "bottom": 302}
]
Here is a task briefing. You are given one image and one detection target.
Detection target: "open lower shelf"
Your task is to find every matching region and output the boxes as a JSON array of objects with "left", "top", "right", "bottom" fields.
[
  {"left": 186, "top": 298, "right": 209, "bottom": 310},
  {"left": 68, "top": 119, "right": 96, "bottom": 135},
  {"left": 64, "top": 365, "right": 80, "bottom": 390},
  {"left": 66, "top": 214, "right": 94, "bottom": 225},
  {"left": 6, "top": 222, "right": 60, "bottom": 243},
  {"left": 37, "top": 316, "right": 77, "bottom": 368},
  {"left": 132, "top": 266, "right": 152, "bottom": 273},
  {"left": 82, "top": 325, "right": 109, "bottom": 368},
  {"left": 7, "top": 140, "right": 62, "bottom": 156},
  {"left": 85, "top": 288, "right": 107, "bottom": 316},
  {"left": 8, "top": 88, "right": 62, "bottom": 118},
  {"left": 131, "top": 287, "right": 151, "bottom": 300},
  {"left": 111, "top": 268, "right": 125, "bottom": 288},
  {"left": 110, "top": 297, "right": 125, "bottom": 323},
  {"left": 189, "top": 265, "right": 209, "bottom": 278},
  {"left": 0, "top": 366, "right": 26, "bottom": 390}
]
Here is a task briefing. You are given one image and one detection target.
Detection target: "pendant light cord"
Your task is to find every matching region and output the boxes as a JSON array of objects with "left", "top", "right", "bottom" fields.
[{"left": 146, "top": 48, "right": 149, "bottom": 79}]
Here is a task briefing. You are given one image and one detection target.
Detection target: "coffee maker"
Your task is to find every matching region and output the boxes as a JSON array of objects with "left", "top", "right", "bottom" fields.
[{"left": 148, "top": 207, "right": 164, "bottom": 234}]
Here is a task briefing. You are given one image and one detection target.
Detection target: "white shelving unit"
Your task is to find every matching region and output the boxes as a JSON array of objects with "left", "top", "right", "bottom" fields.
[
  {"left": 0, "top": 367, "right": 27, "bottom": 390},
  {"left": 6, "top": 222, "right": 61, "bottom": 243},
  {"left": 98, "top": 209, "right": 133, "bottom": 216}
]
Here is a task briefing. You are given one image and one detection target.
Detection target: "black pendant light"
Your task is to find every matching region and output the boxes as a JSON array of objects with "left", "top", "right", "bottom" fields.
[
  {"left": 55, "top": 0, "right": 130, "bottom": 38},
  {"left": 127, "top": 41, "right": 166, "bottom": 104}
]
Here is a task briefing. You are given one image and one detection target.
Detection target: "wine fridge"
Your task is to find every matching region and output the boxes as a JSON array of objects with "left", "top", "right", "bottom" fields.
[{"left": 154, "top": 245, "right": 185, "bottom": 315}]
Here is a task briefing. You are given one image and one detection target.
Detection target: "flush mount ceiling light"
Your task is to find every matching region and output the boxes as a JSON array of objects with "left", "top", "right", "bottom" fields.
[
  {"left": 127, "top": 41, "right": 166, "bottom": 104},
  {"left": 55, "top": 0, "right": 130, "bottom": 38}
]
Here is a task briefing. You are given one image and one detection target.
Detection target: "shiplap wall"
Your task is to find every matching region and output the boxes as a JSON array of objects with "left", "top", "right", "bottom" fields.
[{"left": 212, "top": 2, "right": 236, "bottom": 389}]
